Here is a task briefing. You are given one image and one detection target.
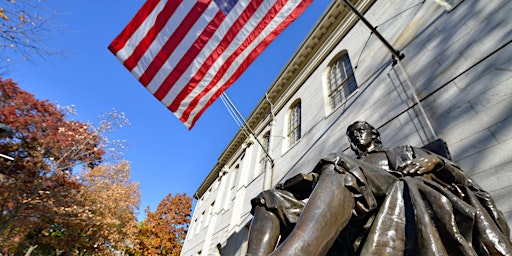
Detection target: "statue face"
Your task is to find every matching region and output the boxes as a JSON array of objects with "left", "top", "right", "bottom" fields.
[
  {"left": 348, "top": 127, "right": 373, "bottom": 153},
  {"left": 347, "top": 121, "right": 382, "bottom": 155}
]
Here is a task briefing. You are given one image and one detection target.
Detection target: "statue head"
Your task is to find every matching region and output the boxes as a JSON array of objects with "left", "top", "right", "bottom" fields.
[{"left": 346, "top": 121, "right": 383, "bottom": 156}]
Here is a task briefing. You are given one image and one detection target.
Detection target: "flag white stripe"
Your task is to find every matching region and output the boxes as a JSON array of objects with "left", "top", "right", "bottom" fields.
[
  {"left": 182, "top": 0, "right": 303, "bottom": 127},
  {"left": 159, "top": 1, "right": 248, "bottom": 105},
  {"left": 109, "top": 0, "right": 312, "bottom": 128},
  {"left": 143, "top": 1, "right": 217, "bottom": 94},
  {"left": 171, "top": 0, "right": 277, "bottom": 118},
  {"left": 131, "top": 1, "right": 197, "bottom": 80},
  {"left": 115, "top": 0, "right": 168, "bottom": 63}
]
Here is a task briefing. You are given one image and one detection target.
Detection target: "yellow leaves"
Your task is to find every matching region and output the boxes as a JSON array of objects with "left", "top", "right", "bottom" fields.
[
  {"left": 135, "top": 193, "right": 192, "bottom": 255},
  {"left": 0, "top": 81, "right": 137, "bottom": 252},
  {"left": 0, "top": 8, "right": 9, "bottom": 21},
  {"left": 0, "top": 7, "right": 31, "bottom": 29},
  {"left": 0, "top": 0, "right": 60, "bottom": 62},
  {"left": 74, "top": 161, "right": 141, "bottom": 250}
]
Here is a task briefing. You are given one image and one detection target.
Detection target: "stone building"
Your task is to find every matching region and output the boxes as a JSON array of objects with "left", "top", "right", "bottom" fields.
[{"left": 181, "top": 0, "right": 512, "bottom": 255}]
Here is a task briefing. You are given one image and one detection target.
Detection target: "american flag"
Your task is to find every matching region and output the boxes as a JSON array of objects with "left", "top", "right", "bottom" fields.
[{"left": 109, "top": 0, "right": 312, "bottom": 129}]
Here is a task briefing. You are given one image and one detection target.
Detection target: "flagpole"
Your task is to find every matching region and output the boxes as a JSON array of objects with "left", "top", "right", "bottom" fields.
[{"left": 222, "top": 93, "right": 274, "bottom": 167}]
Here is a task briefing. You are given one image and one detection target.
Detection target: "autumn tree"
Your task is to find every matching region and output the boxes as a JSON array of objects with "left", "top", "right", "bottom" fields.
[
  {"left": 135, "top": 193, "right": 192, "bottom": 256},
  {"left": 0, "top": 78, "right": 139, "bottom": 255},
  {"left": 75, "top": 161, "right": 140, "bottom": 255},
  {"left": 0, "top": 78, "right": 104, "bottom": 249},
  {"left": 0, "top": 0, "right": 60, "bottom": 64}
]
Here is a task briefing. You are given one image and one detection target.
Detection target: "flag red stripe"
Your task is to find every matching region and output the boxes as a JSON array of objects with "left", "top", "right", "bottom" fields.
[
  {"left": 186, "top": 0, "right": 313, "bottom": 128},
  {"left": 138, "top": 1, "right": 211, "bottom": 87},
  {"left": 109, "top": 0, "right": 313, "bottom": 129},
  {"left": 178, "top": 0, "right": 287, "bottom": 121},
  {"left": 108, "top": 0, "right": 161, "bottom": 53},
  {"left": 165, "top": 0, "right": 265, "bottom": 110},
  {"left": 123, "top": 0, "right": 182, "bottom": 71},
  {"left": 144, "top": 10, "right": 225, "bottom": 100},
  {"left": 139, "top": 1, "right": 211, "bottom": 88}
]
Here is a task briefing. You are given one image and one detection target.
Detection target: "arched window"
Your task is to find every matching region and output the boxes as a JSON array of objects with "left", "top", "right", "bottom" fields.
[
  {"left": 288, "top": 100, "right": 301, "bottom": 147},
  {"left": 327, "top": 52, "right": 358, "bottom": 109}
]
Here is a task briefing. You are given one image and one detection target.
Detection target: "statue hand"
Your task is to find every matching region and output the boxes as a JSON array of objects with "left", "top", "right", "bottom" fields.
[{"left": 399, "top": 155, "right": 441, "bottom": 175}]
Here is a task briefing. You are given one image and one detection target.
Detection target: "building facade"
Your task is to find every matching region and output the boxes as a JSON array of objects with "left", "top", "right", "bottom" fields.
[{"left": 182, "top": 0, "right": 512, "bottom": 255}]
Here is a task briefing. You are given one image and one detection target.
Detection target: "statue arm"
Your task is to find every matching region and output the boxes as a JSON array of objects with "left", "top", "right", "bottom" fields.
[
  {"left": 400, "top": 147, "right": 469, "bottom": 186},
  {"left": 275, "top": 172, "right": 319, "bottom": 200}
]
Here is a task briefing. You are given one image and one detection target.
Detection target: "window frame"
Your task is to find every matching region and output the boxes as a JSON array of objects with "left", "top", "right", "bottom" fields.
[
  {"left": 326, "top": 52, "right": 358, "bottom": 110},
  {"left": 287, "top": 100, "right": 301, "bottom": 147}
]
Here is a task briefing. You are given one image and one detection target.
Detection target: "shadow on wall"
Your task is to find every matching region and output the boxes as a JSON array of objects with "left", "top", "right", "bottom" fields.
[
  {"left": 218, "top": 223, "right": 250, "bottom": 256},
  {"left": 403, "top": 0, "right": 512, "bottom": 167},
  {"left": 370, "top": 0, "right": 512, "bottom": 175}
]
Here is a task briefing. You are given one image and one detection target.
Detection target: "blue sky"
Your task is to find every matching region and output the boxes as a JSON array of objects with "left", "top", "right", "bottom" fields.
[{"left": 7, "top": 0, "right": 330, "bottom": 218}]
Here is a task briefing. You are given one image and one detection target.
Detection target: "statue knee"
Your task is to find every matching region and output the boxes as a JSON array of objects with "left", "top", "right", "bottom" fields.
[{"left": 248, "top": 206, "right": 281, "bottom": 256}]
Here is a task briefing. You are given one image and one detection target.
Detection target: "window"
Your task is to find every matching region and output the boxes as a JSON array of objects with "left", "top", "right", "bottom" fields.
[
  {"left": 327, "top": 52, "right": 357, "bottom": 109},
  {"left": 288, "top": 100, "right": 301, "bottom": 147},
  {"left": 259, "top": 132, "right": 271, "bottom": 173}
]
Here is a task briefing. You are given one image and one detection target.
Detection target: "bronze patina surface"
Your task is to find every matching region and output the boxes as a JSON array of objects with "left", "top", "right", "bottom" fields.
[{"left": 247, "top": 121, "right": 511, "bottom": 256}]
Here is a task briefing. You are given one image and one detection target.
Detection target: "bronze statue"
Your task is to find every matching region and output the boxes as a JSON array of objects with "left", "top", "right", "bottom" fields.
[{"left": 247, "top": 121, "right": 511, "bottom": 256}]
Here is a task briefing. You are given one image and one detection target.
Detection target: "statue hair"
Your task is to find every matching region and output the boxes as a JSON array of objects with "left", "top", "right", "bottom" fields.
[{"left": 346, "top": 121, "right": 383, "bottom": 154}]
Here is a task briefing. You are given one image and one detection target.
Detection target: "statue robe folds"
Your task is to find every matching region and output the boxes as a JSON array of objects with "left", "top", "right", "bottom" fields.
[{"left": 250, "top": 146, "right": 512, "bottom": 255}]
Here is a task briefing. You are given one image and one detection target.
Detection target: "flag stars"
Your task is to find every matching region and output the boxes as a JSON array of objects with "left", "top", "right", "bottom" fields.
[
  {"left": 109, "top": 0, "right": 312, "bottom": 128},
  {"left": 214, "top": 0, "right": 238, "bottom": 14}
]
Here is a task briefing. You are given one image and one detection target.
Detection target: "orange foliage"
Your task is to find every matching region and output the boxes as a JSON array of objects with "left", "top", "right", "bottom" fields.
[
  {"left": 77, "top": 162, "right": 141, "bottom": 254},
  {"left": 0, "top": 78, "right": 140, "bottom": 255},
  {"left": 0, "top": 78, "right": 103, "bottom": 250},
  {"left": 135, "top": 193, "right": 192, "bottom": 256}
]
